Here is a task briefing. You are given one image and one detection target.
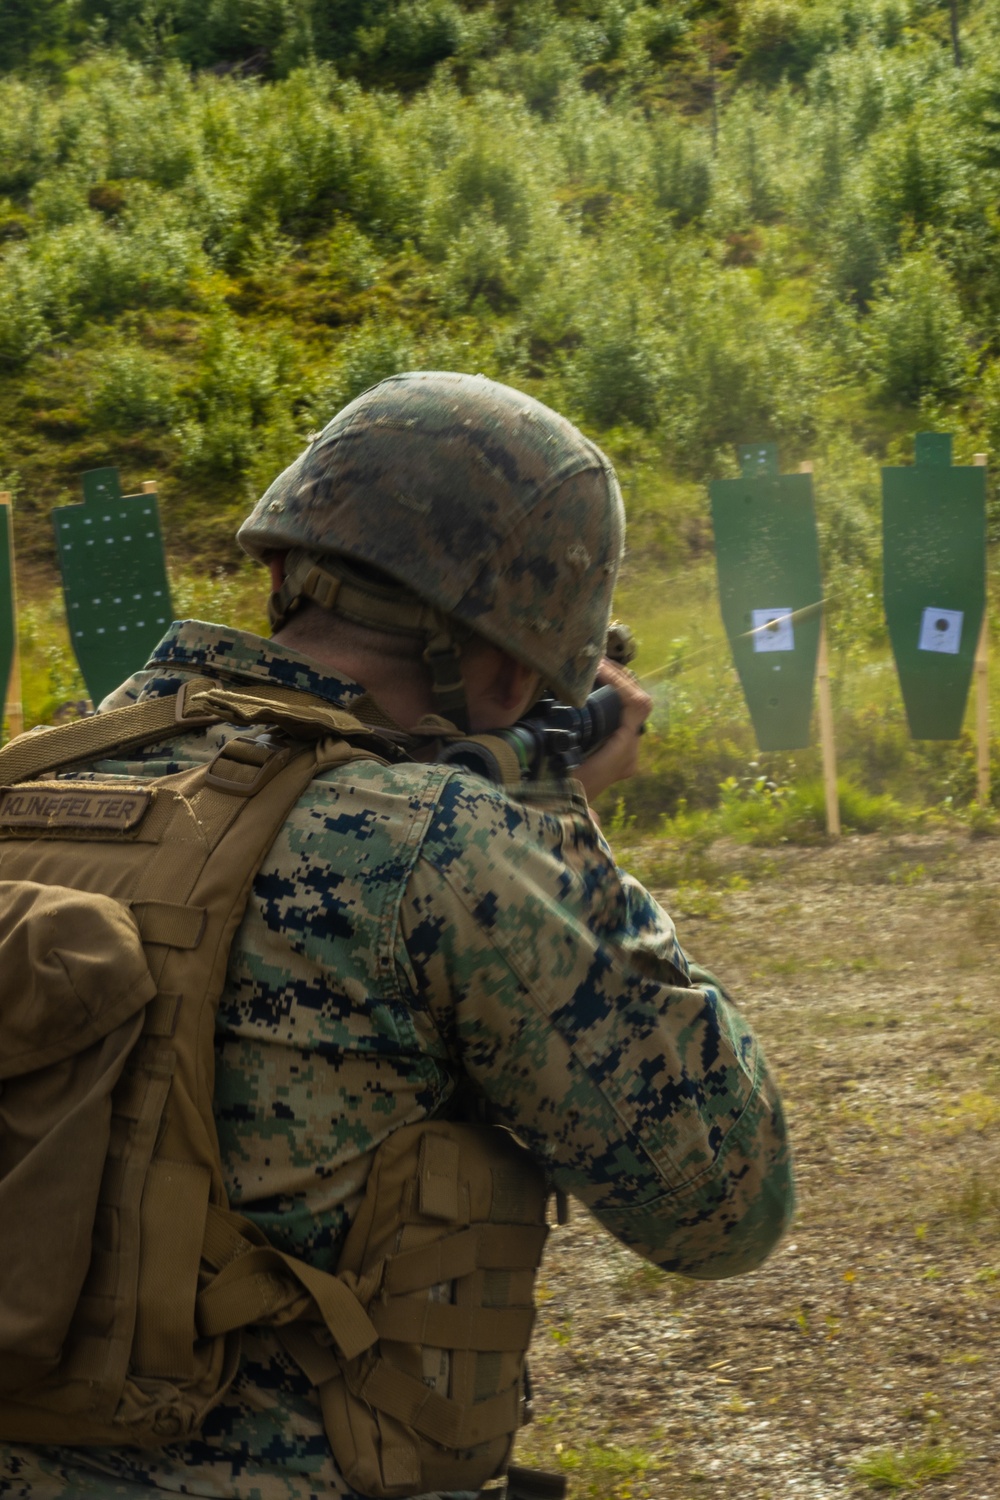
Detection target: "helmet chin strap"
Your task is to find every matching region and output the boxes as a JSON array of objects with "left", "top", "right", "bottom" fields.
[{"left": 270, "top": 550, "right": 471, "bottom": 731}]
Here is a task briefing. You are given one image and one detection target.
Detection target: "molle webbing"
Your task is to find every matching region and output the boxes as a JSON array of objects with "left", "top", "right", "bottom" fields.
[
  {"left": 0, "top": 682, "right": 550, "bottom": 1494},
  {"left": 0, "top": 686, "right": 390, "bottom": 1446},
  {"left": 302, "top": 1122, "right": 551, "bottom": 1498}
]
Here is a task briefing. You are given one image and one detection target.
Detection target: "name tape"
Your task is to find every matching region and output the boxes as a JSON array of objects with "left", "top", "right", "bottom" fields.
[{"left": 0, "top": 786, "right": 152, "bottom": 831}]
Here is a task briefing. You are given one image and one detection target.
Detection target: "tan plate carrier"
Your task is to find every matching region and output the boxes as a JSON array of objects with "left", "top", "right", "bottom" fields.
[{"left": 0, "top": 681, "right": 552, "bottom": 1498}]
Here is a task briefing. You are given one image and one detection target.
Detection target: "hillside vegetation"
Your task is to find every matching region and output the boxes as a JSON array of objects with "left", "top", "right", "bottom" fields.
[{"left": 3, "top": 0, "right": 1000, "bottom": 818}]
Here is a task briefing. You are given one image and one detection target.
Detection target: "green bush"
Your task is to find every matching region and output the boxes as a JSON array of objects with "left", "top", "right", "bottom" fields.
[
  {"left": 485, "top": 36, "right": 584, "bottom": 116},
  {"left": 737, "top": 0, "right": 844, "bottom": 83},
  {"left": 716, "top": 775, "right": 828, "bottom": 846},
  {"left": 821, "top": 188, "right": 891, "bottom": 307},
  {"left": 656, "top": 263, "right": 820, "bottom": 463},
  {"left": 0, "top": 247, "right": 52, "bottom": 365},
  {"left": 63, "top": 212, "right": 206, "bottom": 321},
  {"left": 237, "top": 68, "right": 353, "bottom": 230},
  {"left": 310, "top": 319, "right": 415, "bottom": 420},
  {"left": 436, "top": 211, "right": 518, "bottom": 313},
  {"left": 356, "top": 0, "right": 467, "bottom": 75},
  {"left": 0, "top": 77, "right": 59, "bottom": 190},
  {"left": 423, "top": 120, "right": 544, "bottom": 262},
  {"left": 176, "top": 315, "right": 293, "bottom": 478},
  {"left": 710, "top": 97, "right": 785, "bottom": 231},
  {"left": 87, "top": 339, "right": 178, "bottom": 431},
  {"left": 865, "top": 244, "right": 971, "bottom": 402},
  {"left": 326, "top": 218, "right": 383, "bottom": 293},
  {"left": 0, "top": 0, "right": 77, "bottom": 72},
  {"left": 565, "top": 291, "right": 667, "bottom": 430},
  {"left": 647, "top": 121, "right": 711, "bottom": 225}
]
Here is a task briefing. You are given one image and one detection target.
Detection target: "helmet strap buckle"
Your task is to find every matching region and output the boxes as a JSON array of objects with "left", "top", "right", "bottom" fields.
[{"left": 423, "top": 630, "right": 469, "bottom": 734}]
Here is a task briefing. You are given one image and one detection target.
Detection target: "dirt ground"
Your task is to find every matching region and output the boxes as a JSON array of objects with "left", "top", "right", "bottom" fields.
[{"left": 513, "top": 831, "right": 1000, "bottom": 1499}]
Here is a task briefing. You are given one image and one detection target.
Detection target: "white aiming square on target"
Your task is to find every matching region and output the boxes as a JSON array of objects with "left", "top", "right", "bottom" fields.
[
  {"left": 918, "top": 606, "right": 963, "bottom": 655},
  {"left": 751, "top": 608, "right": 795, "bottom": 653}
]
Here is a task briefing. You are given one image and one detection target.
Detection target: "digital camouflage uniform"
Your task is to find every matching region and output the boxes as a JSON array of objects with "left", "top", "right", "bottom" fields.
[{"left": 0, "top": 619, "right": 792, "bottom": 1500}]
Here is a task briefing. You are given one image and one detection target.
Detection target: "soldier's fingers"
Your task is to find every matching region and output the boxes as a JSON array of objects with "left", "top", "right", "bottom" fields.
[{"left": 595, "top": 658, "right": 652, "bottom": 734}]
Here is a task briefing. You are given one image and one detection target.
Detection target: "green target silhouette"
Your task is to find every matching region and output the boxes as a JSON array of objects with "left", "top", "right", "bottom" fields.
[
  {"left": 710, "top": 446, "right": 823, "bottom": 751},
  {"left": 882, "top": 434, "right": 986, "bottom": 740},
  {"left": 53, "top": 468, "right": 174, "bottom": 708}
]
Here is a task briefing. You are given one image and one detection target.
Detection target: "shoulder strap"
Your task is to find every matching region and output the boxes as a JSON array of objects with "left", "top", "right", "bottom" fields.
[{"left": 0, "top": 680, "right": 404, "bottom": 787}]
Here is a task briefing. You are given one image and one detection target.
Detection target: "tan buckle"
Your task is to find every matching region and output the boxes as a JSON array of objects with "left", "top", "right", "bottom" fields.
[
  {"left": 203, "top": 736, "right": 295, "bottom": 797},
  {"left": 174, "top": 679, "right": 222, "bottom": 727}
]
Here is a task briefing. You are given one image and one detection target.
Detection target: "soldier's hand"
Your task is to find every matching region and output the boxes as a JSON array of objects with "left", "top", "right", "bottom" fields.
[{"left": 574, "top": 658, "right": 651, "bottom": 805}]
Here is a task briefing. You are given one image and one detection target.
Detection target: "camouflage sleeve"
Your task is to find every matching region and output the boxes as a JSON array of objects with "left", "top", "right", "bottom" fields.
[{"left": 398, "top": 773, "right": 794, "bottom": 1279}]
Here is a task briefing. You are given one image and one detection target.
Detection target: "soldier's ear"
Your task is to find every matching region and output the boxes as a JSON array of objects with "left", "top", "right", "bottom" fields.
[
  {"left": 462, "top": 641, "right": 541, "bottom": 727},
  {"left": 267, "top": 553, "right": 288, "bottom": 593},
  {"left": 491, "top": 655, "right": 541, "bottom": 715}
]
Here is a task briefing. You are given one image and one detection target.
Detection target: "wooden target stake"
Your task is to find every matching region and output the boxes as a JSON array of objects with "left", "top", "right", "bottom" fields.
[{"left": 800, "top": 463, "right": 840, "bottom": 837}]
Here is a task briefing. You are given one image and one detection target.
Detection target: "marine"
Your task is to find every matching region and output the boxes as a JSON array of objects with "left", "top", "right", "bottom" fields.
[{"left": 0, "top": 372, "right": 793, "bottom": 1499}]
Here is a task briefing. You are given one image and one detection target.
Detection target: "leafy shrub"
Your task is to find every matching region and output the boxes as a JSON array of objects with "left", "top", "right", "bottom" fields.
[
  {"left": 355, "top": 0, "right": 467, "bottom": 75},
  {"left": 239, "top": 68, "right": 353, "bottom": 229},
  {"left": 647, "top": 121, "right": 711, "bottom": 225},
  {"left": 863, "top": 116, "right": 965, "bottom": 248},
  {"left": 822, "top": 187, "right": 892, "bottom": 307},
  {"left": 87, "top": 340, "right": 178, "bottom": 430},
  {"left": 709, "top": 97, "right": 785, "bottom": 231},
  {"left": 436, "top": 211, "right": 518, "bottom": 313},
  {"left": 326, "top": 218, "right": 383, "bottom": 293},
  {"left": 309, "top": 319, "right": 415, "bottom": 425},
  {"left": 656, "top": 263, "right": 820, "bottom": 463},
  {"left": 0, "top": 77, "right": 59, "bottom": 191},
  {"left": 165, "top": 0, "right": 313, "bottom": 71},
  {"left": 334, "top": 88, "right": 426, "bottom": 242},
  {"left": 479, "top": 36, "right": 584, "bottom": 116},
  {"left": 737, "top": 0, "right": 845, "bottom": 83},
  {"left": 176, "top": 315, "right": 292, "bottom": 477},
  {"left": 66, "top": 212, "right": 206, "bottom": 320},
  {"left": 0, "top": 247, "right": 52, "bottom": 365},
  {"left": 423, "top": 121, "right": 544, "bottom": 262},
  {"left": 565, "top": 291, "right": 667, "bottom": 429},
  {"left": 865, "top": 245, "right": 970, "bottom": 402},
  {"left": 1, "top": 197, "right": 207, "bottom": 356},
  {"left": 0, "top": 0, "right": 77, "bottom": 73}
]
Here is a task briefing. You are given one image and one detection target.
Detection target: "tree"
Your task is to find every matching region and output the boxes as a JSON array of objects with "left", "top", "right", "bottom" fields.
[{"left": 0, "top": 0, "right": 78, "bottom": 71}]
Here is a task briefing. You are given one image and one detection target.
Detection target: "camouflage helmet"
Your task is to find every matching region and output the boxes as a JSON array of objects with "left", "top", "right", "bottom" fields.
[{"left": 237, "top": 371, "right": 625, "bottom": 709}]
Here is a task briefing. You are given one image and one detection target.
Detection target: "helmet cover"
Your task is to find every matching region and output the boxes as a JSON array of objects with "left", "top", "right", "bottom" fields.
[{"left": 238, "top": 372, "right": 626, "bottom": 705}]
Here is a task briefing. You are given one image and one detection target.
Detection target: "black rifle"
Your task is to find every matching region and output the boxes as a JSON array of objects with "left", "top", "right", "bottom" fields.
[
  {"left": 433, "top": 621, "right": 637, "bottom": 785},
  {"left": 435, "top": 684, "right": 623, "bottom": 784}
]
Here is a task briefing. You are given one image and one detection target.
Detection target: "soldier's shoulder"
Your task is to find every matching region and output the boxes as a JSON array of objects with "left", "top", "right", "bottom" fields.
[{"left": 412, "top": 766, "right": 595, "bottom": 882}]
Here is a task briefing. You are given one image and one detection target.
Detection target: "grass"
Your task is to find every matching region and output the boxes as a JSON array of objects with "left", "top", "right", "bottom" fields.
[
  {"left": 8, "top": 560, "right": 266, "bottom": 729},
  {"left": 851, "top": 1441, "right": 964, "bottom": 1491},
  {"left": 937, "top": 1094, "right": 1000, "bottom": 1138},
  {"left": 608, "top": 772, "right": 924, "bottom": 896},
  {"left": 553, "top": 1439, "right": 665, "bottom": 1497},
  {"left": 516, "top": 1414, "right": 671, "bottom": 1500},
  {"left": 613, "top": 1260, "right": 670, "bottom": 1302}
]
